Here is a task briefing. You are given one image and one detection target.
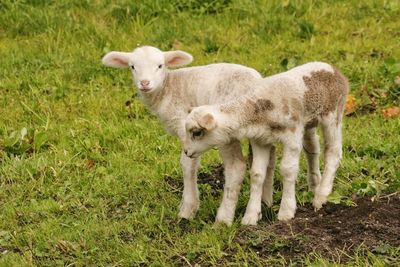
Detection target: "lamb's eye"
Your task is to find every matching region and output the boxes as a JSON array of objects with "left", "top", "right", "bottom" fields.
[
  {"left": 131, "top": 65, "right": 135, "bottom": 70},
  {"left": 191, "top": 129, "right": 204, "bottom": 139},
  {"left": 158, "top": 64, "right": 163, "bottom": 69}
]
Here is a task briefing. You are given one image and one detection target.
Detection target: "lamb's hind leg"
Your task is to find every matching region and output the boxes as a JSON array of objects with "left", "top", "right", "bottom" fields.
[
  {"left": 215, "top": 141, "right": 246, "bottom": 226},
  {"left": 303, "top": 127, "right": 322, "bottom": 193},
  {"left": 242, "top": 142, "right": 271, "bottom": 225},
  {"left": 313, "top": 115, "right": 343, "bottom": 210},
  {"left": 178, "top": 150, "right": 200, "bottom": 219}
]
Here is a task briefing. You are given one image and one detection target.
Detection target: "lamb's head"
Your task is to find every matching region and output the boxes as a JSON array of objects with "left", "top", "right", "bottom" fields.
[
  {"left": 102, "top": 46, "right": 193, "bottom": 93},
  {"left": 183, "top": 106, "right": 230, "bottom": 158}
]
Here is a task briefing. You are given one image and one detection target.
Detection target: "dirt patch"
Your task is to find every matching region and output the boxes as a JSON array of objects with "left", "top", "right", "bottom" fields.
[
  {"left": 235, "top": 193, "right": 400, "bottom": 263},
  {"left": 164, "top": 165, "right": 399, "bottom": 264},
  {"left": 164, "top": 164, "right": 225, "bottom": 196},
  {"left": 197, "top": 165, "right": 225, "bottom": 195}
]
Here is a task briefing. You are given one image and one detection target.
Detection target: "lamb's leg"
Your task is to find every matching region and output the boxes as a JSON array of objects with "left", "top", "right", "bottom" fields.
[
  {"left": 261, "top": 145, "right": 276, "bottom": 207},
  {"left": 278, "top": 138, "right": 302, "bottom": 221},
  {"left": 313, "top": 116, "right": 343, "bottom": 209},
  {"left": 242, "top": 143, "right": 271, "bottom": 225},
  {"left": 178, "top": 150, "right": 201, "bottom": 219},
  {"left": 303, "top": 127, "right": 322, "bottom": 193},
  {"left": 215, "top": 141, "right": 246, "bottom": 226}
]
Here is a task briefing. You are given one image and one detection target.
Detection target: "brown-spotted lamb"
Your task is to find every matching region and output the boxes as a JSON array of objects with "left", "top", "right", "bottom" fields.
[
  {"left": 102, "top": 46, "right": 271, "bottom": 226},
  {"left": 183, "top": 62, "right": 349, "bottom": 225}
]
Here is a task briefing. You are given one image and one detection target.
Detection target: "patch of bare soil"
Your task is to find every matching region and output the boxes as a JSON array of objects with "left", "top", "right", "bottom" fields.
[
  {"left": 235, "top": 193, "right": 400, "bottom": 263},
  {"left": 197, "top": 165, "right": 225, "bottom": 195},
  {"left": 164, "top": 164, "right": 225, "bottom": 196},
  {"left": 165, "top": 164, "right": 399, "bottom": 263}
]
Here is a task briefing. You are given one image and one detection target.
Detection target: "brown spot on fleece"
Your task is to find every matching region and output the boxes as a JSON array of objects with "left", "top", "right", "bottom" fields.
[
  {"left": 254, "top": 99, "right": 274, "bottom": 113},
  {"left": 290, "top": 112, "right": 300, "bottom": 122},
  {"left": 270, "top": 122, "right": 286, "bottom": 131},
  {"left": 220, "top": 104, "right": 235, "bottom": 113},
  {"left": 282, "top": 98, "right": 290, "bottom": 115},
  {"left": 303, "top": 68, "right": 349, "bottom": 120},
  {"left": 288, "top": 98, "right": 302, "bottom": 122},
  {"left": 243, "top": 98, "right": 275, "bottom": 124}
]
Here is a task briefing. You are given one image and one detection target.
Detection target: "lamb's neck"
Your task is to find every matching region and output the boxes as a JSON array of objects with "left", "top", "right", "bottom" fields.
[
  {"left": 220, "top": 108, "right": 252, "bottom": 139},
  {"left": 220, "top": 93, "right": 270, "bottom": 140},
  {"left": 219, "top": 93, "right": 256, "bottom": 121},
  {"left": 139, "top": 71, "right": 191, "bottom": 113}
]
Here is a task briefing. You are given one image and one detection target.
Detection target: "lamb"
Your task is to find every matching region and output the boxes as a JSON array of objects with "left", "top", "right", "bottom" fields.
[
  {"left": 183, "top": 62, "right": 349, "bottom": 224},
  {"left": 102, "top": 45, "right": 274, "bottom": 225}
]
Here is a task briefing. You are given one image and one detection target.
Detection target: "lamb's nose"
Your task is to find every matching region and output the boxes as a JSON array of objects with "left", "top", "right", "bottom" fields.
[
  {"left": 184, "top": 150, "right": 195, "bottom": 158},
  {"left": 140, "top": 80, "right": 150, "bottom": 86}
]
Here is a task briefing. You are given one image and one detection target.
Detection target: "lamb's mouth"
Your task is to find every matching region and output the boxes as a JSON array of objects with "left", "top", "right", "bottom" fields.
[
  {"left": 184, "top": 150, "right": 200, "bottom": 159},
  {"left": 140, "top": 87, "right": 152, "bottom": 92}
]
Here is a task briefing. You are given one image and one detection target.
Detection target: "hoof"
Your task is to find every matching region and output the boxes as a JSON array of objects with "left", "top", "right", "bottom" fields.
[
  {"left": 262, "top": 196, "right": 273, "bottom": 207},
  {"left": 241, "top": 212, "right": 261, "bottom": 225},
  {"left": 215, "top": 214, "right": 233, "bottom": 227},
  {"left": 178, "top": 202, "right": 199, "bottom": 219},
  {"left": 277, "top": 209, "right": 295, "bottom": 221},
  {"left": 313, "top": 194, "right": 328, "bottom": 210}
]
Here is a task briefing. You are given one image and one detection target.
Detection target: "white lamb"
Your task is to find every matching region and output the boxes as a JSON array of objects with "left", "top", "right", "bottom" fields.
[
  {"left": 102, "top": 46, "right": 274, "bottom": 225},
  {"left": 183, "top": 62, "right": 349, "bottom": 224}
]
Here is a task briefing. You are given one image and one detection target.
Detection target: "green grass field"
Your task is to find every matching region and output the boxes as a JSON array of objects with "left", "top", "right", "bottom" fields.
[{"left": 1, "top": 0, "right": 399, "bottom": 266}]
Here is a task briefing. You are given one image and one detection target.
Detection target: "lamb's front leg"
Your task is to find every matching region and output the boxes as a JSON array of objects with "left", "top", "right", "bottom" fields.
[
  {"left": 178, "top": 150, "right": 201, "bottom": 219},
  {"left": 215, "top": 141, "right": 246, "bottom": 226},
  {"left": 278, "top": 139, "right": 302, "bottom": 221},
  {"left": 242, "top": 143, "right": 271, "bottom": 225},
  {"left": 261, "top": 145, "right": 276, "bottom": 207}
]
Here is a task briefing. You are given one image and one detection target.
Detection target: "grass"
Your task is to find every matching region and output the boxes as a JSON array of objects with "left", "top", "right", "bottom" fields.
[{"left": 0, "top": 0, "right": 399, "bottom": 265}]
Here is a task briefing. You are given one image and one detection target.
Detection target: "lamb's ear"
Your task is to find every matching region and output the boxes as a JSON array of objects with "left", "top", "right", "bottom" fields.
[
  {"left": 102, "top": 51, "right": 131, "bottom": 68},
  {"left": 164, "top": 50, "right": 193, "bottom": 67},
  {"left": 198, "top": 113, "right": 216, "bottom": 131}
]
